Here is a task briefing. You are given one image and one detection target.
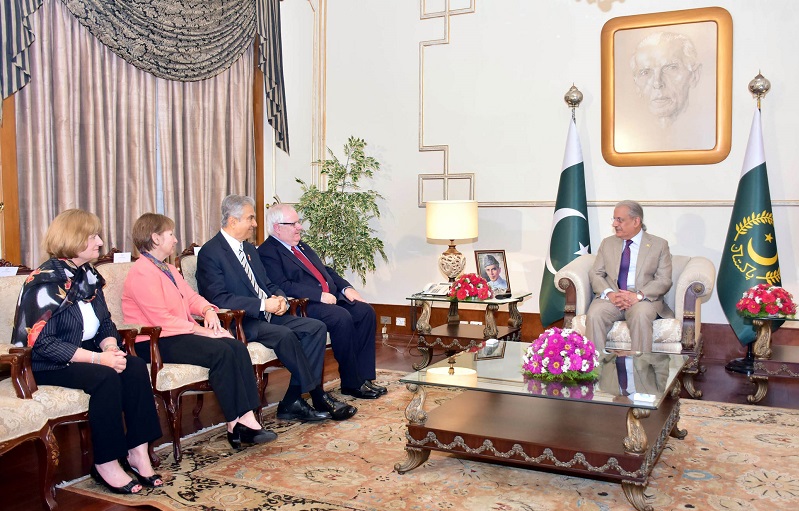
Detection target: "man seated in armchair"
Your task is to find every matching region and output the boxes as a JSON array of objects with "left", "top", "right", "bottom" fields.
[{"left": 586, "top": 200, "right": 674, "bottom": 352}]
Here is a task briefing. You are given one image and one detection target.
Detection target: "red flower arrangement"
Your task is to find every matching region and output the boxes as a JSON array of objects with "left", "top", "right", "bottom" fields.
[
  {"left": 448, "top": 273, "right": 493, "bottom": 301},
  {"left": 736, "top": 283, "right": 796, "bottom": 318}
]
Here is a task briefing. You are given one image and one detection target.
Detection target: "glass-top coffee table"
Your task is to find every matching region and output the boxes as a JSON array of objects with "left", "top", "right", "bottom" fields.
[{"left": 394, "top": 342, "right": 688, "bottom": 511}]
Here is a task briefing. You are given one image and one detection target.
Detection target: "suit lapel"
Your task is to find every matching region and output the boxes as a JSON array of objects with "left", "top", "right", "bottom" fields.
[
  {"left": 635, "top": 232, "right": 653, "bottom": 285},
  {"left": 216, "top": 234, "right": 259, "bottom": 295}
]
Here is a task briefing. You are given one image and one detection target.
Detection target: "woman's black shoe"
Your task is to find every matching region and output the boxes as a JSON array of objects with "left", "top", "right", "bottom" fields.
[
  {"left": 120, "top": 457, "right": 163, "bottom": 487},
  {"left": 227, "top": 429, "right": 242, "bottom": 449},
  {"left": 91, "top": 466, "right": 141, "bottom": 494},
  {"left": 232, "top": 423, "right": 277, "bottom": 446}
]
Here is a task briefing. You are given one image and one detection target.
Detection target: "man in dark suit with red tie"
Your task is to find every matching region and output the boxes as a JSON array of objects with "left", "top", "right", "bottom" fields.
[
  {"left": 257, "top": 204, "right": 385, "bottom": 399},
  {"left": 196, "top": 195, "right": 357, "bottom": 421},
  {"left": 586, "top": 200, "right": 673, "bottom": 352}
]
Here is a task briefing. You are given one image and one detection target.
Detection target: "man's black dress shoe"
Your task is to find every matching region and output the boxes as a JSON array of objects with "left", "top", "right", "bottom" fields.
[
  {"left": 365, "top": 380, "right": 387, "bottom": 395},
  {"left": 276, "top": 398, "right": 331, "bottom": 422},
  {"left": 227, "top": 422, "right": 277, "bottom": 449},
  {"left": 314, "top": 392, "right": 357, "bottom": 421},
  {"left": 341, "top": 383, "right": 380, "bottom": 399}
]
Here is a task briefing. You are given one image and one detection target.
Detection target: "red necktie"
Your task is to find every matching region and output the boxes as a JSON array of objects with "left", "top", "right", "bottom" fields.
[{"left": 291, "top": 246, "right": 330, "bottom": 293}]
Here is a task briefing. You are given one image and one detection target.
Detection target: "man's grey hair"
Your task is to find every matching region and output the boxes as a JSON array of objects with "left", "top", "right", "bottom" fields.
[
  {"left": 630, "top": 32, "right": 700, "bottom": 74},
  {"left": 221, "top": 194, "right": 255, "bottom": 228},
  {"left": 617, "top": 200, "right": 647, "bottom": 231},
  {"left": 265, "top": 203, "right": 293, "bottom": 236}
]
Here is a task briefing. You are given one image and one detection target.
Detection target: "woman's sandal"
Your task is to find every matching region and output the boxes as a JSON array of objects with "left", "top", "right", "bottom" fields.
[
  {"left": 90, "top": 466, "right": 142, "bottom": 494},
  {"left": 120, "top": 457, "right": 164, "bottom": 487}
]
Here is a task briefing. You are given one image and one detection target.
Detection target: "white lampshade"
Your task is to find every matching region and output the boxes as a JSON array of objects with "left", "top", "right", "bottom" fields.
[{"left": 426, "top": 200, "right": 478, "bottom": 241}]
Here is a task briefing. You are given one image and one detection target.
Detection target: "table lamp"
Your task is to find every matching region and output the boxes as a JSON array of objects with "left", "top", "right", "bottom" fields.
[{"left": 426, "top": 200, "right": 478, "bottom": 282}]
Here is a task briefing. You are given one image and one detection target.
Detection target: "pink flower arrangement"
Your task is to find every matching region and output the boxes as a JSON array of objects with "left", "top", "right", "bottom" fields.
[
  {"left": 448, "top": 273, "right": 493, "bottom": 301},
  {"left": 736, "top": 284, "right": 796, "bottom": 319},
  {"left": 526, "top": 378, "right": 595, "bottom": 400},
  {"left": 522, "top": 327, "right": 599, "bottom": 382}
]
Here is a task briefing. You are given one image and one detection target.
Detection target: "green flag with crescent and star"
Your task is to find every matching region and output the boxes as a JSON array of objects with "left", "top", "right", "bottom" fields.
[
  {"left": 718, "top": 108, "right": 783, "bottom": 345},
  {"left": 539, "top": 119, "right": 591, "bottom": 327}
]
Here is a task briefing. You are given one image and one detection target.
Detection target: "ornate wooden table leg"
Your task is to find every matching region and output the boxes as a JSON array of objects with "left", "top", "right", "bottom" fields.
[
  {"left": 447, "top": 299, "right": 460, "bottom": 325},
  {"left": 623, "top": 408, "right": 650, "bottom": 455},
  {"left": 395, "top": 384, "right": 431, "bottom": 474},
  {"left": 752, "top": 318, "right": 773, "bottom": 359},
  {"left": 483, "top": 303, "right": 499, "bottom": 338},
  {"left": 621, "top": 481, "right": 653, "bottom": 511},
  {"left": 416, "top": 299, "right": 432, "bottom": 334},
  {"left": 747, "top": 375, "right": 768, "bottom": 404},
  {"left": 508, "top": 301, "right": 523, "bottom": 328},
  {"left": 413, "top": 334, "right": 433, "bottom": 370}
]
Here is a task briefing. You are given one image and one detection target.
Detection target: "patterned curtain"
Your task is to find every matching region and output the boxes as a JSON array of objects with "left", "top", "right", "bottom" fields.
[{"left": 1, "top": 0, "right": 289, "bottom": 150}]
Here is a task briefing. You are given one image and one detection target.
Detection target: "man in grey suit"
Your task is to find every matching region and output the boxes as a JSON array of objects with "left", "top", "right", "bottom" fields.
[{"left": 586, "top": 200, "right": 673, "bottom": 352}]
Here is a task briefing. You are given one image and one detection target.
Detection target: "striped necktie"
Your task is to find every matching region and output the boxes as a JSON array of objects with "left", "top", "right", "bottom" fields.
[{"left": 238, "top": 246, "right": 269, "bottom": 300}]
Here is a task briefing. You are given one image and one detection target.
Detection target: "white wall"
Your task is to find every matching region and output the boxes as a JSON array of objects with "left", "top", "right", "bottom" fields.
[{"left": 275, "top": 0, "right": 799, "bottom": 326}]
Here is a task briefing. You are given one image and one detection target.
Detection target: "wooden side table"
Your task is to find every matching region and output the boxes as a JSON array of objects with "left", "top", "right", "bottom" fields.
[
  {"left": 408, "top": 292, "right": 531, "bottom": 369},
  {"left": 725, "top": 316, "right": 799, "bottom": 403}
]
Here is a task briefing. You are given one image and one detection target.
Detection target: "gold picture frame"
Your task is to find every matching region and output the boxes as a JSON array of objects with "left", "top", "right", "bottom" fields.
[
  {"left": 601, "top": 7, "right": 733, "bottom": 166},
  {"left": 475, "top": 249, "right": 511, "bottom": 296}
]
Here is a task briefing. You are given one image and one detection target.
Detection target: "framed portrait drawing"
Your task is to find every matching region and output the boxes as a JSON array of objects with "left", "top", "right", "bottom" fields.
[
  {"left": 600, "top": 7, "right": 733, "bottom": 166},
  {"left": 475, "top": 250, "right": 511, "bottom": 295},
  {"left": 474, "top": 340, "right": 506, "bottom": 361}
]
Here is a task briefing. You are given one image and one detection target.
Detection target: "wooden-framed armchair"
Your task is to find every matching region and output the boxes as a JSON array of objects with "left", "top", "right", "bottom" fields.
[
  {"left": 554, "top": 254, "right": 715, "bottom": 398},
  {"left": 94, "top": 249, "right": 221, "bottom": 463},
  {"left": 0, "top": 268, "right": 91, "bottom": 509}
]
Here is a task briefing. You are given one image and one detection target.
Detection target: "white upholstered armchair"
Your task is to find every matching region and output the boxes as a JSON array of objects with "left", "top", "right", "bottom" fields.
[{"left": 554, "top": 254, "right": 716, "bottom": 398}]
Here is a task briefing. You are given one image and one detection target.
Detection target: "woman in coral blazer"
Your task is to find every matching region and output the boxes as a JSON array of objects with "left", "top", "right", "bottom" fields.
[{"left": 122, "top": 213, "right": 275, "bottom": 450}]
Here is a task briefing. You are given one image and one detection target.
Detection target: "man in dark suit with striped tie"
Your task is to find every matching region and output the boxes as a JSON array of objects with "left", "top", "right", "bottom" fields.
[
  {"left": 196, "top": 194, "right": 357, "bottom": 421},
  {"left": 257, "top": 204, "right": 385, "bottom": 400}
]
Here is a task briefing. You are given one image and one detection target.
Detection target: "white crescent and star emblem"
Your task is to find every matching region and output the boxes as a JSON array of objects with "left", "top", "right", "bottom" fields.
[{"left": 545, "top": 208, "right": 589, "bottom": 274}]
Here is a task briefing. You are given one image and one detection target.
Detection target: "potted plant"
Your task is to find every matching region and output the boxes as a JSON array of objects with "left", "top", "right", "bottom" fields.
[{"left": 295, "top": 136, "right": 387, "bottom": 285}]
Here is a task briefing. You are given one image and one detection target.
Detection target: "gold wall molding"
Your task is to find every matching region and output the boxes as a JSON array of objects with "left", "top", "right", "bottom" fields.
[{"left": 417, "top": 0, "right": 475, "bottom": 207}]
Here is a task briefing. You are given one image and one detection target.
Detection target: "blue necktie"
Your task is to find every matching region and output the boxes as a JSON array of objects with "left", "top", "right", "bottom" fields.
[{"left": 617, "top": 239, "right": 633, "bottom": 290}]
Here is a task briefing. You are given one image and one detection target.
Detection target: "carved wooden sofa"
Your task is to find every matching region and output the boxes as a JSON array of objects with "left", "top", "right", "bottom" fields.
[{"left": 554, "top": 254, "right": 716, "bottom": 398}]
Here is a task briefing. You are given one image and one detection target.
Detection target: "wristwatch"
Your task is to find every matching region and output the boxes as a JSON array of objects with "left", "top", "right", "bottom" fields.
[{"left": 637, "top": 291, "right": 645, "bottom": 301}]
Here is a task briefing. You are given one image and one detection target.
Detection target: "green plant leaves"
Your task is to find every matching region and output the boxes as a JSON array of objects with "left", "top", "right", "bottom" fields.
[{"left": 295, "top": 137, "right": 387, "bottom": 286}]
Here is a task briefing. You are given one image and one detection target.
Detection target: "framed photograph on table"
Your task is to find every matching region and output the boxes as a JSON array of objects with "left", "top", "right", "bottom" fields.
[
  {"left": 475, "top": 250, "right": 511, "bottom": 296},
  {"left": 474, "top": 341, "right": 506, "bottom": 361},
  {"left": 600, "top": 7, "right": 733, "bottom": 166}
]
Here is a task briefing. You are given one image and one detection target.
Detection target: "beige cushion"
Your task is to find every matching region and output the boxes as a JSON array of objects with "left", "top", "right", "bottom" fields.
[
  {"left": 152, "top": 363, "right": 210, "bottom": 391},
  {"left": 247, "top": 342, "right": 278, "bottom": 365},
  {"left": 179, "top": 255, "right": 199, "bottom": 293},
  {"left": 95, "top": 261, "right": 136, "bottom": 323},
  {"left": 0, "top": 380, "right": 90, "bottom": 418},
  {"left": 0, "top": 275, "right": 28, "bottom": 341},
  {"left": 0, "top": 396, "right": 49, "bottom": 443},
  {"left": 571, "top": 314, "right": 684, "bottom": 354}
]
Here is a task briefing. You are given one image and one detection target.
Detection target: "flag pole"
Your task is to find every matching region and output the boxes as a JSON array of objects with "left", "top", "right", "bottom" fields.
[{"left": 724, "top": 72, "right": 772, "bottom": 375}]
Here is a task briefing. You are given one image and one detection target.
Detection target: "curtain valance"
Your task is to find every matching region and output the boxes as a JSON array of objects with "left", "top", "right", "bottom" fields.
[
  {"left": 61, "top": 0, "right": 255, "bottom": 81},
  {"left": 1, "top": 0, "right": 288, "bottom": 152}
]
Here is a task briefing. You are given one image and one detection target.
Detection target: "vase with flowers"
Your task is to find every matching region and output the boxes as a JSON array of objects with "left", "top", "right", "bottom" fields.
[
  {"left": 448, "top": 273, "right": 493, "bottom": 301},
  {"left": 522, "top": 327, "right": 599, "bottom": 382},
  {"left": 736, "top": 283, "right": 796, "bottom": 319}
]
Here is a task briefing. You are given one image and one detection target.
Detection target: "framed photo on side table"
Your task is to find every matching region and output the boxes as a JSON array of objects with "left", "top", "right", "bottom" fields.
[
  {"left": 600, "top": 7, "right": 733, "bottom": 166},
  {"left": 475, "top": 250, "right": 511, "bottom": 296}
]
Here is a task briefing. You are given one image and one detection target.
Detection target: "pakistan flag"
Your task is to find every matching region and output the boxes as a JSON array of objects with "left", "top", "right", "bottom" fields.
[
  {"left": 539, "top": 119, "right": 590, "bottom": 327},
  {"left": 718, "top": 108, "right": 783, "bottom": 345}
]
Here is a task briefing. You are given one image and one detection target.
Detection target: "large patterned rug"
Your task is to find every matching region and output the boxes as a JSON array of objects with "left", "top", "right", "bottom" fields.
[{"left": 62, "top": 370, "right": 799, "bottom": 510}]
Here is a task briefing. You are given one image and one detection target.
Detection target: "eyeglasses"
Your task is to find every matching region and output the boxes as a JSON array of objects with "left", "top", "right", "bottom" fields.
[
  {"left": 610, "top": 217, "right": 628, "bottom": 224},
  {"left": 277, "top": 220, "right": 304, "bottom": 228}
]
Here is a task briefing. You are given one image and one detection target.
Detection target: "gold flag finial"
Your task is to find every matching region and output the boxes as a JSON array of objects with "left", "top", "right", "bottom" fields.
[
  {"left": 748, "top": 72, "right": 771, "bottom": 110},
  {"left": 564, "top": 84, "right": 583, "bottom": 122}
]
